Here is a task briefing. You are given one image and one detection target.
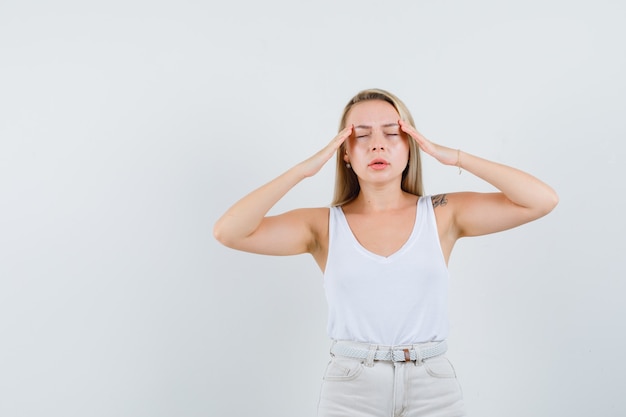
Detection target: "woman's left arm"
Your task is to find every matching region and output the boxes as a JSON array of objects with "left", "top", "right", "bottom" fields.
[{"left": 400, "top": 121, "right": 559, "bottom": 237}]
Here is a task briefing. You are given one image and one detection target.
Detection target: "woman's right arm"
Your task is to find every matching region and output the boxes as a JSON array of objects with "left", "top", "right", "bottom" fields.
[{"left": 213, "top": 125, "right": 353, "bottom": 256}]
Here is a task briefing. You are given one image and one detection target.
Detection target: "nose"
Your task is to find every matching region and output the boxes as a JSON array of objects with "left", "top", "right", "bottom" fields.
[{"left": 371, "top": 131, "right": 385, "bottom": 151}]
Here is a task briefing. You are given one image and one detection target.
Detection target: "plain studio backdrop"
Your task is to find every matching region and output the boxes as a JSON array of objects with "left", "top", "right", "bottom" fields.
[{"left": 1, "top": 0, "right": 624, "bottom": 416}]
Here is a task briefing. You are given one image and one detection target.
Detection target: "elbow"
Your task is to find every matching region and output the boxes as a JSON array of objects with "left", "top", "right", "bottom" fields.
[
  {"left": 212, "top": 220, "right": 230, "bottom": 247},
  {"left": 213, "top": 219, "right": 243, "bottom": 249},
  {"left": 539, "top": 188, "right": 559, "bottom": 217},
  {"left": 547, "top": 188, "right": 559, "bottom": 212}
]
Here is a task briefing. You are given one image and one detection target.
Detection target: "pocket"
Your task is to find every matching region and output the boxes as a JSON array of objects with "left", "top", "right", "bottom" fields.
[
  {"left": 323, "top": 356, "right": 364, "bottom": 381},
  {"left": 423, "top": 355, "right": 457, "bottom": 379}
]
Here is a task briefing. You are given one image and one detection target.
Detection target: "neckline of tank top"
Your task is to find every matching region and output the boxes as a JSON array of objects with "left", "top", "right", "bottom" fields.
[{"left": 336, "top": 196, "right": 427, "bottom": 261}]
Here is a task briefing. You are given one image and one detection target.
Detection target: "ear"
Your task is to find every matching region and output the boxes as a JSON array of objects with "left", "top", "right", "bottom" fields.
[{"left": 343, "top": 151, "right": 350, "bottom": 163}]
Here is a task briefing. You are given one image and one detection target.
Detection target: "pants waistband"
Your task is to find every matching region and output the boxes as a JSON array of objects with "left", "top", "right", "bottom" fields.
[{"left": 330, "top": 340, "right": 448, "bottom": 363}]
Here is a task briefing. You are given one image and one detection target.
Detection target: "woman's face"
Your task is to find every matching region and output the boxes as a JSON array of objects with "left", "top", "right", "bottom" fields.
[{"left": 343, "top": 100, "right": 410, "bottom": 184}]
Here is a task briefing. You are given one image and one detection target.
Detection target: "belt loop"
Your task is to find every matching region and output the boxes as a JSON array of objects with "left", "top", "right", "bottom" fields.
[
  {"left": 329, "top": 340, "right": 337, "bottom": 357},
  {"left": 364, "top": 344, "right": 377, "bottom": 367},
  {"left": 412, "top": 344, "right": 423, "bottom": 366}
]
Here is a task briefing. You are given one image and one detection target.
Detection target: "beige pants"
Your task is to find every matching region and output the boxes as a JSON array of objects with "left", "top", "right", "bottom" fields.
[{"left": 317, "top": 342, "right": 466, "bottom": 417}]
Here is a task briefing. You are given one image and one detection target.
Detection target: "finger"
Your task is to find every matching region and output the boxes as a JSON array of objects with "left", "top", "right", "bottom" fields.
[
  {"left": 400, "top": 120, "right": 430, "bottom": 144},
  {"left": 320, "top": 126, "right": 352, "bottom": 160},
  {"left": 341, "top": 124, "right": 354, "bottom": 139},
  {"left": 398, "top": 120, "right": 419, "bottom": 139},
  {"left": 398, "top": 119, "right": 414, "bottom": 131},
  {"left": 333, "top": 124, "right": 353, "bottom": 146}
]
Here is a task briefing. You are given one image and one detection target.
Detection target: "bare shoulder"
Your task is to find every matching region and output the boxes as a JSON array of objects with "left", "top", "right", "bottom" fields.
[
  {"left": 307, "top": 206, "right": 331, "bottom": 232},
  {"left": 430, "top": 192, "right": 472, "bottom": 230},
  {"left": 289, "top": 207, "right": 329, "bottom": 221},
  {"left": 431, "top": 194, "right": 449, "bottom": 209},
  {"left": 430, "top": 193, "right": 456, "bottom": 225},
  {"left": 284, "top": 206, "right": 329, "bottom": 235},
  {"left": 431, "top": 192, "right": 475, "bottom": 209}
]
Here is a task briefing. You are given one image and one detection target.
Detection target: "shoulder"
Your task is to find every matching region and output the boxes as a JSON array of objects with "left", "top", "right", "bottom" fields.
[
  {"left": 267, "top": 207, "right": 330, "bottom": 237},
  {"left": 428, "top": 193, "right": 461, "bottom": 231},
  {"left": 292, "top": 206, "right": 330, "bottom": 218},
  {"left": 429, "top": 192, "right": 481, "bottom": 232},
  {"left": 430, "top": 194, "right": 449, "bottom": 209},
  {"left": 288, "top": 207, "right": 330, "bottom": 231},
  {"left": 429, "top": 192, "right": 471, "bottom": 210}
]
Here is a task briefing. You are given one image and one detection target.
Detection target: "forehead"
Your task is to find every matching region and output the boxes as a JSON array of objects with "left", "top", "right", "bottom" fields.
[{"left": 345, "top": 100, "right": 399, "bottom": 127}]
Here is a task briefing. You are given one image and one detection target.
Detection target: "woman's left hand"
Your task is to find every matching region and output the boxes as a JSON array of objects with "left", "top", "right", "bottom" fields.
[{"left": 399, "top": 120, "right": 457, "bottom": 166}]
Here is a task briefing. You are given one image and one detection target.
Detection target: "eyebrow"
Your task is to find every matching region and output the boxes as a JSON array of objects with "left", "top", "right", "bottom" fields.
[{"left": 354, "top": 123, "right": 399, "bottom": 130}]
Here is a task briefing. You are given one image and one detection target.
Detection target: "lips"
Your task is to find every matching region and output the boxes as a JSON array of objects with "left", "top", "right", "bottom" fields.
[{"left": 368, "top": 158, "right": 389, "bottom": 170}]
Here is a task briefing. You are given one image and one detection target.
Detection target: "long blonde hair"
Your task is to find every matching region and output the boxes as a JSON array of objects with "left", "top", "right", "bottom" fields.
[{"left": 331, "top": 89, "right": 423, "bottom": 206}]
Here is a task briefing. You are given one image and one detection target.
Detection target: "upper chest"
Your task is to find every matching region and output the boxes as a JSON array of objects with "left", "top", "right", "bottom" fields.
[{"left": 342, "top": 204, "right": 418, "bottom": 258}]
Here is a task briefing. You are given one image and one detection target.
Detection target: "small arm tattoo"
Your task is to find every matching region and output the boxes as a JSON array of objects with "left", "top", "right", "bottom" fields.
[{"left": 431, "top": 194, "right": 448, "bottom": 208}]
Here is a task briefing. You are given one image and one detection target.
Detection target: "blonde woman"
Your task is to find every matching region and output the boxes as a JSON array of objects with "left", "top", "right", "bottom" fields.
[{"left": 214, "top": 89, "right": 558, "bottom": 417}]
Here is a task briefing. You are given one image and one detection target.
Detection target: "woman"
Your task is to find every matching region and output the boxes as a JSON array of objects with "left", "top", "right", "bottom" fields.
[{"left": 213, "top": 89, "right": 558, "bottom": 417}]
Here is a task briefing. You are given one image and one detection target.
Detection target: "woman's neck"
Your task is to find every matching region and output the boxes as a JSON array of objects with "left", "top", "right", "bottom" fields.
[{"left": 349, "top": 185, "right": 415, "bottom": 213}]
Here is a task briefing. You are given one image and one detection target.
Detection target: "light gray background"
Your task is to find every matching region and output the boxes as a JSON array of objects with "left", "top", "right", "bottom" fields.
[{"left": 1, "top": 0, "right": 624, "bottom": 416}]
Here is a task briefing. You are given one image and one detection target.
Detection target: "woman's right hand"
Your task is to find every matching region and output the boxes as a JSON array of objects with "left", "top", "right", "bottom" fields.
[{"left": 298, "top": 125, "right": 353, "bottom": 178}]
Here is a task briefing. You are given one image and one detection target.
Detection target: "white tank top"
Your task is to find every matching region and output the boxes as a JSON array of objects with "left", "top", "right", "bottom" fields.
[{"left": 324, "top": 196, "right": 449, "bottom": 345}]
